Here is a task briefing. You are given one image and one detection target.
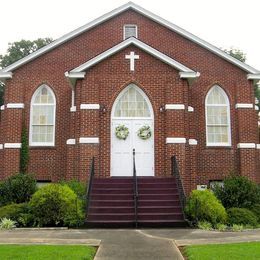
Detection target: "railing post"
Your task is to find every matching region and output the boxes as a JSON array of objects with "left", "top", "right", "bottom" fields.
[
  {"left": 86, "top": 157, "right": 95, "bottom": 219},
  {"left": 133, "top": 148, "right": 138, "bottom": 228}
]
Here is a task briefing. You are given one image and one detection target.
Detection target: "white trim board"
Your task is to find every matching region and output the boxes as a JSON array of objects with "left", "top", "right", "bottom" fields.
[
  {"left": 0, "top": 144, "right": 3, "bottom": 149},
  {"left": 237, "top": 143, "right": 256, "bottom": 149},
  {"left": 256, "top": 144, "right": 260, "bottom": 149},
  {"left": 80, "top": 104, "right": 100, "bottom": 110},
  {"left": 79, "top": 137, "right": 99, "bottom": 144},
  {"left": 189, "top": 139, "right": 198, "bottom": 145},
  {"left": 166, "top": 137, "right": 186, "bottom": 144},
  {"left": 67, "top": 37, "right": 198, "bottom": 77},
  {"left": 165, "top": 104, "right": 185, "bottom": 110},
  {"left": 4, "top": 143, "right": 22, "bottom": 149},
  {"left": 235, "top": 103, "right": 254, "bottom": 109},
  {"left": 6, "top": 103, "right": 24, "bottom": 109},
  {"left": 1, "top": 2, "right": 258, "bottom": 74}
]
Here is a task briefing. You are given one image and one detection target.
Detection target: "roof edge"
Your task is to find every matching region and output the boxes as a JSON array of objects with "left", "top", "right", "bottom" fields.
[{"left": 1, "top": 1, "right": 259, "bottom": 74}]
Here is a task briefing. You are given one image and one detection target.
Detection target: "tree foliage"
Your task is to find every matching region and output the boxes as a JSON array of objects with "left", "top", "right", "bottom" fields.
[
  {"left": 20, "top": 126, "right": 29, "bottom": 174},
  {"left": 0, "top": 38, "right": 53, "bottom": 105},
  {"left": 223, "top": 48, "right": 246, "bottom": 63}
]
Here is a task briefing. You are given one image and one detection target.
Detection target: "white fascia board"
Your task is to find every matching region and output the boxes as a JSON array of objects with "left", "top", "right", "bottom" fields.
[
  {"left": 64, "top": 71, "right": 86, "bottom": 79},
  {"left": 179, "top": 71, "right": 200, "bottom": 79},
  {"left": 0, "top": 72, "right": 12, "bottom": 78},
  {"left": 235, "top": 103, "right": 254, "bottom": 109},
  {"left": 188, "top": 106, "right": 194, "bottom": 112},
  {"left": 189, "top": 139, "right": 198, "bottom": 145},
  {"left": 256, "top": 144, "right": 260, "bottom": 149},
  {"left": 0, "top": 144, "right": 3, "bottom": 149},
  {"left": 237, "top": 143, "right": 256, "bottom": 149},
  {"left": 166, "top": 137, "right": 186, "bottom": 144},
  {"left": 165, "top": 104, "right": 185, "bottom": 110},
  {"left": 247, "top": 74, "right": 260, "bottom": 80},
  {"left": 6, "top": 103, "right": 24, "bottom": 109},
  {"left": 79, "top": 137, "right": 99, "bottom": 144},
  {"left": 66, "top": 139, "right": 76, "bottom": 145},
  {"left": 71, "top": 37, "right": 194, "bottom": 73},
  {"left": 2, "top": 2, "right": 259, "bottom": 74},
  {"left": 4, "top": 143, "right": 22, "bottom": 149},
  {"left": 80, "top": 104, "right": 100, "bottom": 110}
]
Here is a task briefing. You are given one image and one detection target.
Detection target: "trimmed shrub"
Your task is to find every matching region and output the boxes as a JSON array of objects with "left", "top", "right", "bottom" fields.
[
  {"left": 213, "top": 176, "right": 260, "bottom": 209},
  {"left": 0, "top": 173, "right": 37, "bottom": 206},
  {"left": 29, "top": 184, "right": 84, "bottom": 227},
  {"left": 227, "top": 208, "right": 258, "bottom": 227},
  {"left": 231, "top": 224, "right": 244, "bottom": 232},
  {"left": 185, "top": 190, "right": 227, "bottom": 226},
  {"left": 216, "top": 223, "right": 227, "bottom": 231},
  {"left": 198, "top": 221, "right": 212, "bottom": 230},
  {"left": 0, "top": 203, "right": 31, "bottom": 227},
  {"left": 250, "top": 204, "right": 260, "bottom": 223},
  {"left": 59, "top": 180, "right": 86, "bottom": 199}
]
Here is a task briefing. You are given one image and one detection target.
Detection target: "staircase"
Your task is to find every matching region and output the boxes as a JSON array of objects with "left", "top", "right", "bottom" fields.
[{"left": 86, "top": 176, "right": 186, "bottom": 227}]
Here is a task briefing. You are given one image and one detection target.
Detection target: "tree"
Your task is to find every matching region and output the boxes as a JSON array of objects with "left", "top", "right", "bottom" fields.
[
  {"left": 0, "top": 38, "right": 53, "bottom": 105},
  {"left": 223, "top": 48, "right": 246, "bottom": 63},
  {"left": 224, "top": 47, "right": 260, "bottom": 109},
  {"left": 20, "top": 126, "right": 29, "bottom": 174}
]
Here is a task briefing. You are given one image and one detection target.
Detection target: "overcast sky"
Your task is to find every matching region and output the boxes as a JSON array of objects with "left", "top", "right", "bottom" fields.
[{"left": 1, "top": 0, "right": 259, "bottom": 70}]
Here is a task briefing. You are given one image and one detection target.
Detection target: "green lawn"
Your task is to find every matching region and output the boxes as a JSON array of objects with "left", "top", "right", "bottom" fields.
[
  {"left": 0, "top": 244, "right": 97, "bottom": 260},
  {"left": 184, "top": 242, "right": 260, "bottom": 260}
]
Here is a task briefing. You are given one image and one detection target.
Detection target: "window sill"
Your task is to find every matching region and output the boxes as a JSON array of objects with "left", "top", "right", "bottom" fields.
[{"left": 29, "top": 146, "right": 56, "bottom": 150}]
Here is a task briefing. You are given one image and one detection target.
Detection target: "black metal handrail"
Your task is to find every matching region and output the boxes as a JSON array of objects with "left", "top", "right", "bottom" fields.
[
  {"left": 171, "top": 155, "right": 186, "bottom": 217},
  {"left": 133, "top": 149, "right": 138, "bottom": 228},
  {"left": 86, "top": 157, "right": 95, "bottom": 218}
]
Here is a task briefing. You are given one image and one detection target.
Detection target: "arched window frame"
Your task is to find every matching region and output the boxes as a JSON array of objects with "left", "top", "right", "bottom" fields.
[
  {"left": 205, "top": 85, "right": 231, "bottom": 147},
  {"left": 29, "top": 84, "right": 56, "bottom": 147}
]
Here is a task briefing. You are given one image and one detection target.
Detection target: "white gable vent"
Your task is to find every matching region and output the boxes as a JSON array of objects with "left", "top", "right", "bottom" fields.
[{"left": 124, "top": 25, "right": 137, "bottom": 40}]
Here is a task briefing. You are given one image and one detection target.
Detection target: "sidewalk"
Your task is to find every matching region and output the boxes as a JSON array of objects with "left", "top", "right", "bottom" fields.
[{"left": 0, "top": 228, "right": 259, "bottom": 259}]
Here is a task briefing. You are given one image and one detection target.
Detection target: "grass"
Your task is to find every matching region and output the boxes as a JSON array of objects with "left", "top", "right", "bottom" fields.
[
  {"left": 0, "top": 244, "right": 97, "bottom": 260},
  {"left": 184, "top": 242, "right": 260, "bottom": 260}
]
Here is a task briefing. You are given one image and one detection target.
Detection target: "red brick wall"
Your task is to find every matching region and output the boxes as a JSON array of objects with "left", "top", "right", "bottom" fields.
[{"left": 0, "top": 9, "right": 259, "bottom": 189}]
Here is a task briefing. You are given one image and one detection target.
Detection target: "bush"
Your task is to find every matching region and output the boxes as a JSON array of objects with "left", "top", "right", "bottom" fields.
[
  {"left": 0, "top": 203, "right": 31, "bottom": 227},
  {"left": 29, "top": 184, "right": 84, "bottom": 227},
  {"left": 231, "top": 224, "right": 244, "bottom": 232},
  {"left": 213, "top": 176, "right": 260, "bottom": 209},
  {"left": 0, "top": 173, "right": 37, "bottom": 206},
  {"left": 216, "top": 223, "right": 227, "bottom": 231},
  {"left": 59, "top": 180, "right": 86, "bottom": 199},
  {"left": 198, "top": 221, "right": 212, "bottom": 230},
  {"left": 250, "top": 204, "right": 260, "bottom": 223},
  {"left": 0, "top": 218, "right": 16, "bottom": 230},
  {"left": 227, "top": 208, "right": 258, "bottom": 227},
  {"left": 185, "top": 190, "right": 227, "bottom": 226}
]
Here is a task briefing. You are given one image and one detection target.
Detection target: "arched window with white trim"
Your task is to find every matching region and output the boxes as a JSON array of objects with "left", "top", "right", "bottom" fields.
[
  {"left": 205, "top": 85, "right": 231, "bottom": 146},
  {"left": 30, "top": 85, "right": 56, "bottom": 146}
]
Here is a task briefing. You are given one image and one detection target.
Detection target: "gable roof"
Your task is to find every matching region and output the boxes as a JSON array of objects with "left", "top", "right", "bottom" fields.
[
  {"left": 66, "top": 37, "right": 199, "bottom": 78},
  {"left": 1, "top": 2, "right": 259, "bottom": 75}
]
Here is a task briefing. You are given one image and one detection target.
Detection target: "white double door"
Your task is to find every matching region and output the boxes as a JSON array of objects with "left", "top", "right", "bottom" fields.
[{"left": 111, "top": 119, "right": 154, "bottom": 177}]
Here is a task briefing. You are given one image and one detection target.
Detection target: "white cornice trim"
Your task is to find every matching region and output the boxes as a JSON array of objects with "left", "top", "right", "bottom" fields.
[
  {"left": 179, "top": 71, "right": 200, "bottom": 79},
  {"left": 0, "top": 72, "right": 12, "bottom": 79},
  {"left": 0, "top": 105, "right": 5, "bottom": 111},
  {"left": 66, "top": 139, "right": 76, "bottom": 145},
  {"left": 165, "top": 104, "right": 185, "bottom": 110},
  {"left": 80, "top": 104, "right": 100, "bottom": 110},
  {"left": 0, "top": 144, "right": 3, "bottom": 149},
  {"left": 235, "top": 103, "right": 254, "bottom": 109},
  {"left": 188, "top": 106, "right": 194, "bottom": 112},
  {"left": 189, "top": 139, "right": 198, "bottom": 145},
  {"left": 247, "top": 74, "right": 260, "bottom": 80},
  {"left": 4, "top": 143, "right": 22, "bottom": 149},
  {"left": 1, "top": 2, "right": 258, "bottom": 74},
  {"left": 6, "top": 103, "right": 24, "bottom": 109},
  {"left": 79, "top": 137, "right": 99, "bottom": 144},
  {"left": 70, "top": 37, "right": 197, "bottom": 75},
  {"left": 64, "top": 71, "right": 86, "bottom": 79},
  {"left": 256, "top": 144, "right": 260, "bottom": 149},
  {"left": 166, "top": 137, "right": 186, "bottom": 144},
  {"left": 237, "top": 143, "right": 256, "bottom": 149},
  {"left": 70, "top": 106, "right": 77, "bottom": 112}
]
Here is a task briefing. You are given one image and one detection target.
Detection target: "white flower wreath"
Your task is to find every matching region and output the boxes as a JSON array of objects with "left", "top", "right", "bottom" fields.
[
  {"left": 115, "top": 125, "right": 129, "bottom": 140},
  {"left": 137, "top": 125, "right": 152, "bottom": 140}
]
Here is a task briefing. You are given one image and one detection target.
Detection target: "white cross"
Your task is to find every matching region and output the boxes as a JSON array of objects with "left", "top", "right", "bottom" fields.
[{"left": 125, "top": 51, "right": 139, "bottom": 71}]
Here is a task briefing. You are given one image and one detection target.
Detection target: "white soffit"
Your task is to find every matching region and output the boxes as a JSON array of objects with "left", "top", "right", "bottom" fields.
[{"left": 1, "top": 2, "right": 258, "bottom": 74}]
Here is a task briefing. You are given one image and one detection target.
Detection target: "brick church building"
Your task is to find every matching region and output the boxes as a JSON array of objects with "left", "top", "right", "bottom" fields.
[{"left": 0, "top": 2, "right": 260, "bottom": 224}]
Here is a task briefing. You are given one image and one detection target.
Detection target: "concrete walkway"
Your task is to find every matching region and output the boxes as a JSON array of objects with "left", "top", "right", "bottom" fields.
[{"left": 0, "top": 228, "right": 260, "bottom": 259}]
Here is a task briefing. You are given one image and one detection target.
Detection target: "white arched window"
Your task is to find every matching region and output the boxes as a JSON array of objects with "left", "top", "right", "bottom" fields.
[
  {"left": 30, "top": 85, "right": 56, "bottom": 146},
  {"left": 205, "top": 85, "right": 231, "bottom": 146}
]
